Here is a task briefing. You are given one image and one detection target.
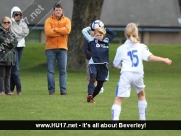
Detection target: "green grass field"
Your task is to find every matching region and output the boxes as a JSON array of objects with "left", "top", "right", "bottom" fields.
[{"left": 0, "top": 43, "right": 181, "bottom": 135}]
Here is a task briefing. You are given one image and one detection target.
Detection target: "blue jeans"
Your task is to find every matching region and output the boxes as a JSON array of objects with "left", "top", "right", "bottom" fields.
[
  {"left": 46, "top": 49, "right": 67, "bottom": 93},
  {"left": 11, "top": 47, "right": 24, "bottom": 92}
]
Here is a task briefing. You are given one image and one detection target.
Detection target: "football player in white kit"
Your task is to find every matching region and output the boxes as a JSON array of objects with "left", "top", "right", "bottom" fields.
[{"left": 111, "top": 23, "right": 172, "bottom": 120}]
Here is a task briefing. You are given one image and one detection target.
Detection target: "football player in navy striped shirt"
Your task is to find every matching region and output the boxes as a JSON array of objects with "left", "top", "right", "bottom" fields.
[
  {"left": 83, "top": 29, "right": 104, "bottom": 94},
  {"left": 82, "top": 25, "right": 116, "bottom": 104}
]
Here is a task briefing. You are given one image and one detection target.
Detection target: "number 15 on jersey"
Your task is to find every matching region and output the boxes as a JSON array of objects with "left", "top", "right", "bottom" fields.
[{"left": 127, "top": 50, "right": 139, "bottom": 67}]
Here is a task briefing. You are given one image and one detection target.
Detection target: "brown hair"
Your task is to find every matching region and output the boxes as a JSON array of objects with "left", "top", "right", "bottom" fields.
[
  {"left": 53, "top": 3, "right": 62, "bottom": 10},
  {"left": 125, "top": 23, "right": 140, "bottom": 43}
]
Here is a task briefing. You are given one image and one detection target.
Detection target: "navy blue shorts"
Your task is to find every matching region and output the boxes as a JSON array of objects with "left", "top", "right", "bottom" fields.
[{"left": 89, "top": 64, "right": 109, "bottom": 82}]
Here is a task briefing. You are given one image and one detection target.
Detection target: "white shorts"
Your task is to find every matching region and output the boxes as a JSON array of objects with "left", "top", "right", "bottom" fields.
[{"left": 115, "top": 72, "right": 145, "bottom": 97}]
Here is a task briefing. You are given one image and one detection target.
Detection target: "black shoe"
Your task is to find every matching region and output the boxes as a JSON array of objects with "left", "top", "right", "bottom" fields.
[{"left": 61, "top": 92, "right": 67, "bottom": 95}]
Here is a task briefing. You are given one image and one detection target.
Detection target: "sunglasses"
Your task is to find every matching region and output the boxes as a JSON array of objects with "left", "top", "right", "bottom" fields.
[
  {"left": 15, "top": 14, "right": 22, "bottom": 17},
  {"left": 3, "top": 22, "right": 10, "bottom": 24}
]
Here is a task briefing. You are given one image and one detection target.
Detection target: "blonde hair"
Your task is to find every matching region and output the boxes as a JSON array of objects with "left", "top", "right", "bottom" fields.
[
  {"left": 1, "top": 16, "right": 12, "bottom": 27},
  {"left": 94, "top": 27, "right": 106, "bottom": 35},
  {"left": 125, "top": 23, "right": 139, "bottom": 43}
]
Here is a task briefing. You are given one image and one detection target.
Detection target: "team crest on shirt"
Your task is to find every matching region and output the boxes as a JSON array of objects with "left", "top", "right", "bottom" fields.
[
  {"left": 95, "top": 39, "right": 98, "bottom": 43},
  {"left": 96, "top": 43, "right": 100, "bottom": 47},
  {"left": 103, "top": 38, "right": 109, "bottom": 43}
]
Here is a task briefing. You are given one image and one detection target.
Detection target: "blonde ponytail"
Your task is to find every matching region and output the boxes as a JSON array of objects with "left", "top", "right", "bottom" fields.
[{"left": 125, "top": 23, "right": 139, "bottom": 43}]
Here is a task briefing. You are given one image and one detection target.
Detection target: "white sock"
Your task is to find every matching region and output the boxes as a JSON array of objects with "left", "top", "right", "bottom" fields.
[
  {"left": 111, "top": 104, "right": 121, "bottom": 120},
  {"left": 138, "top": 100, "right": 147, "bottom": 120}
]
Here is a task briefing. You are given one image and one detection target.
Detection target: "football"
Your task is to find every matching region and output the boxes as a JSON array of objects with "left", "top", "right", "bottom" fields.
[{"left": 91, "top": 20, "right": 104, "bottom": 30}]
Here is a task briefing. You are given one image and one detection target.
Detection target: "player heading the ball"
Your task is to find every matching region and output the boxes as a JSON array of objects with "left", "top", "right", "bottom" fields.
[{"left": 82, "top": 20, "right": 116, "bottom": 104}]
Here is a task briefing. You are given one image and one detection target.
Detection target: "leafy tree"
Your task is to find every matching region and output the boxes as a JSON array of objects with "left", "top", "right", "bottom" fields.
[{"left": 67, "top": 0, "right": 104, "bottom": 69}]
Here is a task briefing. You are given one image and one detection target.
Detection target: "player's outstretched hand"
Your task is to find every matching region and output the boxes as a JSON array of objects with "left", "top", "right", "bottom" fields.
[{"left": 164, "top": 58, "right": 172, "bottom": 65}]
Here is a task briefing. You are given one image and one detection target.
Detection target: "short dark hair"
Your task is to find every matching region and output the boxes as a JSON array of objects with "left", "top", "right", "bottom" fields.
[{"left": 53, "top": 3, "right": 62, "bottom": 10}]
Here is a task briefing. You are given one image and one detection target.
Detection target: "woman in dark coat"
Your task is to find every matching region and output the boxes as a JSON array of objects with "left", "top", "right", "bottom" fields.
[{"left": 0, "top": 16, "right": 18, "bottom": 95}]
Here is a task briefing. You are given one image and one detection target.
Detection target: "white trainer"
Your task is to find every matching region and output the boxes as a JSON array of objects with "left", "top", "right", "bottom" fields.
[{"left": 99, "top": 87, "right": 104, "bottom": 94}]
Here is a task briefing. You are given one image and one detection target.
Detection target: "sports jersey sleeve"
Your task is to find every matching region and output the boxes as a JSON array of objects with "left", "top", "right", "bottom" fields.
[
  {"left": 82, "top": 27, "right": 94, "bottom": 42},
  {"left": 105, "top": 28, "right": 116, "bottom": 41},
  {"left": 113, "top": 47, "right": 122, "bottom": 68},
  {"left": 142, "top": 44, "right": 153, "bottom": 61}
]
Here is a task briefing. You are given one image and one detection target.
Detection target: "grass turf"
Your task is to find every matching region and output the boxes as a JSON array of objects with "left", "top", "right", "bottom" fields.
[{"left": 0, "top": 43, "right": 181, "bottom": 135}]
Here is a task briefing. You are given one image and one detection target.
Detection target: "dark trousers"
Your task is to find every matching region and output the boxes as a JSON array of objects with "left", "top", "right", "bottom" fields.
[
  {"left": 0, "top": 66, "right": 11, "bottom": 93},
  {"left": 88, "top": 64, "right": 108, "bottom": 96}
]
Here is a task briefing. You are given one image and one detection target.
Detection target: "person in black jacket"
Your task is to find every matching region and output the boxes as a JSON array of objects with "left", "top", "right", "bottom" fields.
[
  {"left": 0, "top": 16, "right": 18, "bottom": 95},
  {"left": 83, "top": 30, "right": 94, "bottom": 85}
]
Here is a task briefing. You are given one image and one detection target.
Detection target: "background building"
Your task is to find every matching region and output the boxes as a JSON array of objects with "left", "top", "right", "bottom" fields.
[{"left": 1, "top": 0, "right": 181, "bottom": 44}]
